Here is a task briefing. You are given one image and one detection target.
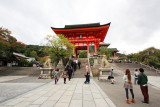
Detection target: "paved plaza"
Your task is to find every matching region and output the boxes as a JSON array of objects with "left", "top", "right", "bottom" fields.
[
  {"left": 0, "top": 77, "right": 116, "bottom": 107},
  {"left": 0, "top": 63, "right": 160, "bottom": 107},
  {"left": 148, "top": 76, "right": 160, "bottom": 89}
]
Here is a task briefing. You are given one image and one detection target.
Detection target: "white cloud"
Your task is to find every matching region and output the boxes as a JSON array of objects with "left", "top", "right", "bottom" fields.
[{"left": 0, "top": 0, "right": 160, "bottom": 54}]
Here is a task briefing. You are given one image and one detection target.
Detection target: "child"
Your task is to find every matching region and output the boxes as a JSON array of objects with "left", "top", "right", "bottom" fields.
[
  {"left": 134, "top": 69, "right": 139, "bottom": 85},
  {"left": 54, "top": 69, "right": 60, "bottom": 85},
  {"left": 84, "top": 72, "right": 90, "bottom": 84},
  {"left": 62, "top": 71, "right": 67, "bottom": 84}
]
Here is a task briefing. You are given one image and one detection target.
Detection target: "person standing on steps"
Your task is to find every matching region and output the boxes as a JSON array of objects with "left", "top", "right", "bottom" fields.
[
  {"left": 138, "top": 68, "right": 149, "bottom": 104},
  {"left": 67, "top": 66, "right": 73, "bottom": 81},
  {"left": 78, "top": 61, "right": 81, "bottom": 69},
  {"left": 123, "top": 69, "right": 135, "bottom": 104}
]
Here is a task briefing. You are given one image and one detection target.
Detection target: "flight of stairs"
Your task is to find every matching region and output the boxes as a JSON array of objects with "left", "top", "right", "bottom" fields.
[{"left": 73, "top": 58, "right": 88, "bottom": 78}]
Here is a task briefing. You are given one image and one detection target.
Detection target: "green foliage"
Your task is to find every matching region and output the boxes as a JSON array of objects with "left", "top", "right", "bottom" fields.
[
  {"left": 0, "top": 27, "right": 26, "bottom": 59},
  {"left": 45, "top": 35, "right": 75, "bottom": 66},
  {"left": 25, "top": 45, "right": 48, "bottom": 57},
  {"left": 26, "top": 61, "right": 34, "bottom": 67},
  {"left": 78, "top": 50, "right": 87, "bottom": 58},
  {"left": 127, "top": 47, "right": 160, "bottom": 68},
  {"left": 30, "top": 51, "right": 38, "bottom": 60},
  {"left": 98, "top": 47, "right": 113, "bottom": 59},
  {"left": 18, "top": 57, "right": 28, "bottom": 67}
]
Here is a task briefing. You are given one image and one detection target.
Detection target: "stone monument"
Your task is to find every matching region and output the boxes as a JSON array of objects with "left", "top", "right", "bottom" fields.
[
  {"left": 101, "top": 55, "right": 111, "bottom": 68},
  {"left": 92, "top": 54, "right": 100, "bottom": 68},
  {"left": 98, "top": 55, "right": 112, "bottom": 80},
  {"left": 39, "top": 56, "right": 54, "bottom": 79}
]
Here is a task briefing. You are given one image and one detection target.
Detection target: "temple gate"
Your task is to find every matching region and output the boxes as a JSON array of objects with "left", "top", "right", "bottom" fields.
[{"left": 51, "top": 23, "right": 111, "bottom": 56}]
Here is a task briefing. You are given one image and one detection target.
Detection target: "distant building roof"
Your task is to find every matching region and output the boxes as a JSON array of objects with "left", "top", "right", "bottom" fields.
[
  {"left": 13, "top": 52, "right": 35, "bottom": 61},
  {"left": 99, "top": 42, "right": 110, "bottom": 46},
  {"left": 13, "top": 52, "right": 26, "bottom": 58},
  {"left": 65, "top": 23, "right": 100, "bottom": 29},
  {"left": 51, "top": 22, "right": 111, "bottom": 29},
  {"left": 109, "top": 48, "right": 119, "bottom": 52}
]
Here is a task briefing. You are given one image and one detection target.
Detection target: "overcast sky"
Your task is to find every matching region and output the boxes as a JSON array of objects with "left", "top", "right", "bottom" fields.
[{"left": 0, "top": 0, "right": 160, "bottom": 54}]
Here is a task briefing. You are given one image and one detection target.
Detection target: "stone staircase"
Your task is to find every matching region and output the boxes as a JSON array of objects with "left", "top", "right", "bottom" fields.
[{"left": 73, "top": 58, "right": 88, "bottom": 78}]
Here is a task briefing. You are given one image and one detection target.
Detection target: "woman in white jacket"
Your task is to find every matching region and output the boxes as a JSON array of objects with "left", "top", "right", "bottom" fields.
[{"left": 123, "top": 69, "right": 135, "bottom": 104}]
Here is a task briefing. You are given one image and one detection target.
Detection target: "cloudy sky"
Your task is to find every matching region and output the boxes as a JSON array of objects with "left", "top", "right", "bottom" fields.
[{"left": 0, "top": 0, "right": 160, "bottom": 54}]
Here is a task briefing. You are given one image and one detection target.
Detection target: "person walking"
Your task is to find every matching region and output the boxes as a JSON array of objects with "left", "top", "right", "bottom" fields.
[
  {"left": 78, "top": 61, "right": 81, "bottom": 69},
  {"left": 65, "top": 64, "right": 70, "bottom": 72},
  {"left": 67, "top": 66, "right": 73, "bottom": 81},
  {"left": 62, "top": 71, "right": 67, "bottom": 84},
  {"left": 138, "top": 68, "right": 149, "bottom": 104},
  {"left": 53, "top": 69, "right": 60, "bottom": 85},
  {"left": 134, "top": 69, "right": 139, "bottom": 85},
  {"left": 123, "top": 69, "right": 135, "bottom": 104}
]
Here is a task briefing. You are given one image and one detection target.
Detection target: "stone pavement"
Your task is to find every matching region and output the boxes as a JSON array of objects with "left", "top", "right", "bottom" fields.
[
  {"left": 0, "top": 76, "right": 26, "bottom": 82},
  {"left": 0, "top": 78, "right": 116, "bottom": 107},
  {"left": 148, "top": 76, "right": 160, "bottom": 89},
  {"left": 0, "top": 76, "right": 52, "bottom": 103}
]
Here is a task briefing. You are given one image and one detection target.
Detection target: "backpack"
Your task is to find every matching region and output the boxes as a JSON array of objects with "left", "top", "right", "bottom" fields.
[{"left": 54, "top": 72, "right": 58, "bottom": 78}]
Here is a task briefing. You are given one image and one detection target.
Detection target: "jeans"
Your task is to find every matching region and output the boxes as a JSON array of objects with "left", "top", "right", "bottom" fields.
[
  {"left": 140, "top": 85, "right": 149, "bottom": 103},
  {"left": 55, "top": 78, "right": 59, "bottom": 84},
  {"left": 125, "top": 88, "right": 134, "bottom": 99}
]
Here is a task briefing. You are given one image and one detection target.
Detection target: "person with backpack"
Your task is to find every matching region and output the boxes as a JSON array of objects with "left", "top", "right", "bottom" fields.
[
  {"left": 54, "top": 69, "right": 60, "bottom": 85},
  {"left": 62, "top": 71, "right": 67, "bottom": 84}
]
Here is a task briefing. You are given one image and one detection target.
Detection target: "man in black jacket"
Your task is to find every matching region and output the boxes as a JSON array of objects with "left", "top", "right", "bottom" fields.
[
  {"left": 138, "top": 68, "right": 149, "bottom": 104},
  {"left": 67, "top": 66, "right": 73, "bottom": 81}
]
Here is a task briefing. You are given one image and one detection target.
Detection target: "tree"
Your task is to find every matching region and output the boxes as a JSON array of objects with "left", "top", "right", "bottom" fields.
[
  {"left": 127, "top": 47, "right": 160, "bottom": 68},
  {"left": 78, "top": 50, "right": 87, "bottom": 58},
  {"left": 30, "top": 51, "right": 38, "bottom": 60},
  {"left": 0, "top": 27, "right": 26, "bottom": 62},
  {"left": 98, "top": 46, "right": 113, "bottom": 59},
  {"left": 45, "top": 34, "right": 75, "bottom": 67}
]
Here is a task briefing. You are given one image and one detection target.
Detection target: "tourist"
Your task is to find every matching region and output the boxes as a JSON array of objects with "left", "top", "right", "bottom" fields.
[
  {"left": 78, "top": 61, "right": 81, "bottom": 69},
  {"left": 54, "top": 69, "right": 60, "bottom": 85},
  {"left": 67, "top": 66, "right": 73, "bottom": 81},
  {"left": 62, "top": 71, "right": 67, "bottom": 84},
  {"left": 134, "top": 69, "right": 139, "bottom": 85},
  {"left": 71, "top": 60, "right": 76, "bottom": 72},
  {"left": 123, "top": 69, "right": 135, "bottom": 104},
  {"left": 138, "top": 68, "right": 149, "bottom": 104},
  {"left": 75, "top": 58, "right": 78, "bottom": 65},
  {"left": 64, "top": 64, "right": 70, "bottom": 72},
  {"left": 108, "top": 69, "right": 115, "bottom": 84},
  {"left": 84, "top": 72, "right": 90, "bottom": 84},
  {"left": 86, "top": 64, "right": 89, "bottom": 73},
  {"left": 74, "top": 59, "right": 78, "bottom": 71}
]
